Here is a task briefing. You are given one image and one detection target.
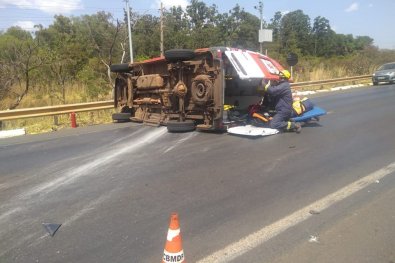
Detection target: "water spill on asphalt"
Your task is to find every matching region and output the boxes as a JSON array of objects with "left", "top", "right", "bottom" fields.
[{"left": 23, "top": 127, "right": 167, "bottom": 198}]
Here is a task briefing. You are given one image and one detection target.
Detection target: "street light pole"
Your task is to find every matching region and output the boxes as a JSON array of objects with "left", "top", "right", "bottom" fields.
[{"left": 125, "top": 0, "right": 134, "bottom": 63}]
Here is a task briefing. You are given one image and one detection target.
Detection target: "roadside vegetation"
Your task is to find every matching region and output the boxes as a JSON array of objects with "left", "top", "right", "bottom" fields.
[{"left": 1, "top": 0, "right": 395, "bottom": 132}]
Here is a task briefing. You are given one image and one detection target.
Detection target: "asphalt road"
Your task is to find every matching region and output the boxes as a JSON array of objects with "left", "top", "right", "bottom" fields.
[{"left": 1, "top": 84, "right": 395, "bottom": 263}]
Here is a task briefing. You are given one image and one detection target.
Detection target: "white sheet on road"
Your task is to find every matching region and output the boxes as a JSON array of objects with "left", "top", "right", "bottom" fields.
[{"left": 227, "top": 125, "right": 279, "bottom": 137}]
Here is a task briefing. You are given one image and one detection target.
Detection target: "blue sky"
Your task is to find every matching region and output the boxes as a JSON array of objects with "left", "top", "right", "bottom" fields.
[{"left": 0, "top": 0, "right": 394, "bottom": 49}]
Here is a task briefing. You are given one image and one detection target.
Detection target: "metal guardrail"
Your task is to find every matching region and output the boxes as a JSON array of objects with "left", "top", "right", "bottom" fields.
[
  {"left": 0, "top": 75, "right": 372, "bottom": 121},
  {"left": 0, "top": 101, "right": 113, "bottom": 121},
  {"left": 291, "top": 75, "right": 371, "bottom": 88}
]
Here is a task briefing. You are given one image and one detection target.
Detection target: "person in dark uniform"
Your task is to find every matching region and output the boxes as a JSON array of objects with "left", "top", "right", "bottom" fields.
[{"left": 264, "top": 70, "right": 302, "bottom": 133}]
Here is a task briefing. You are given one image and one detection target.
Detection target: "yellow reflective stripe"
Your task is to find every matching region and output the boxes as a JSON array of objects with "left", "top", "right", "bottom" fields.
[
  {"left": 292, "top": 101, "right": 303, "bottom": 115},
  {"left": 224, "top": 105, "right": 234, "bottom": 110},
  {"left": 287, "top": 121, "right": 292, "bottom": 130}
]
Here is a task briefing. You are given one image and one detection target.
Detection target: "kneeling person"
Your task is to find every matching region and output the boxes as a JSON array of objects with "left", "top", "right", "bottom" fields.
[{"left": 263, "top": 70, "right": 302, "bottom": 133}]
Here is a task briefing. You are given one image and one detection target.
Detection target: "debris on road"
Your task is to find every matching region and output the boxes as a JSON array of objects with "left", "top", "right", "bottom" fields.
[
  {"left": 309, "top": 235, "right": 319, "bottom": 243},
  {"left": 309, "top": 210, "right": 320, "bottom": 215},
  {"left": 42, "top": 223, "right": 62, "bottom": 237}
]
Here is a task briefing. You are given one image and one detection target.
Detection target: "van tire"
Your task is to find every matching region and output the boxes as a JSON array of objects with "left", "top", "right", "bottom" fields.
[
  {"left": 167, "top": 120, "right": 195, "bottom": 132},
  {"left": 110, "top": 63, "right": 131, "bottom": 73},
  {"left": 164, "top": 49, "right": 195, "bottom": 62},
  {"left": 112, "top": 113, "right": 131, "bottom": 122},
  {"left": 191, "top": 75, "right": 213, "bottom": 105}
]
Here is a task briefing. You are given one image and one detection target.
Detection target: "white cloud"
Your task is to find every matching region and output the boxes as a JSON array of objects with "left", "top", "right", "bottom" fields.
[
  {"left": 151, "top": 0, "right": 188, "bottom": 10},
  {"left": 14, "top": 20, "right": 36, "bottom": 30},
  {"left": 0, "top": 0, "right": 14, "bottom": 8},
  {"left": 345, "top": 2, "right": 359, "bottom": 12},
  {"left": 0, "top": 0, "right": 83, "bottom": 14}
]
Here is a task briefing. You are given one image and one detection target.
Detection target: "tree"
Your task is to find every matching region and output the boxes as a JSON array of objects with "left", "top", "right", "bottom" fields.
[
  {"left": 280, "top": 10, "right": 312, "bottom": 55},
  {"left": 354, "top": 36, "right": 374, "bottom": 50},
  {"left": 0, "top": 27, "right": 45, "bottom": 109},
  {"left": 232, "top": 8, "right": 260, "bottom": 50},
  {"left": 269, "top": 11, "right": 283, "bottom": 54},
  {"left": 163, "top": 6, "right": 190, "bottom": 49},
  {"left": 132, "top": 14, "right": 161, "bottom": 57},
  {"left": 74, "top": 12, "right": 124, "bottom": 90},
  {"left": 312, "top": 16, "right": 336, "bottom": 56},
  {"left": 185, "top": 0, "right": 221, "bottom": 48},
  {"left": 186, "top": 0, "right": 218, "bottom": 29},
  {"left": 218, "top": 5, "right": 260, "bottom": 50},
  {"left": 77, "top": 58, "right": 109, "bottom": 99},
  {"left": 333, "top": 34, "right": 355, "bottom": 56},
  {"left": 37, "top": 15, "right": 88, "bottom": 104}
]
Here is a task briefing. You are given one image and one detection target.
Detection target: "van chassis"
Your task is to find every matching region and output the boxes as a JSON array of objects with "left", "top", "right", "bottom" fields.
[{"left": 112, "top": 49, "right": 225, "bottom": 132}]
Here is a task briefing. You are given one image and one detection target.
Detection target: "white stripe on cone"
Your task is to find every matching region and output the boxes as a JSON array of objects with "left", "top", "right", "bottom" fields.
[{"left": 167, "top": 228, "right": 180, "bottom": 241}]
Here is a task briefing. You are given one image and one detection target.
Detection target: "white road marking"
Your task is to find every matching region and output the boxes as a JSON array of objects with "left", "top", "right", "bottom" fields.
[{"left": 197, "top": 162, "right": 395, "bottom": 263}]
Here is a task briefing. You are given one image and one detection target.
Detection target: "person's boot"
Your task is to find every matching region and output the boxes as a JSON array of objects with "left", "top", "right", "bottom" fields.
[
  {"left": 294, "top": 122, "right": 302, "bottom": 133},
  {"left": 287, "top": 121, "right": 301, "bottom": 133}
]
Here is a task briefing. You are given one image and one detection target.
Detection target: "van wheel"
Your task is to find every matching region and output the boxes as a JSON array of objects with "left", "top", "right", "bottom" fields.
[
  {"left": 110, "top": 63, "right": 131, "bottom": 73},
  {"left": 191, "top": 75, "right": 213, "bottom": 105},
  {"left": 112, "top": 113, "right": 131, "bottom": 122},
  {"left": 167, "top": 120, "right": 195, "bottom": 132},
  {"left": 164, "top": 49, "right": 195, "bottom": 62}
]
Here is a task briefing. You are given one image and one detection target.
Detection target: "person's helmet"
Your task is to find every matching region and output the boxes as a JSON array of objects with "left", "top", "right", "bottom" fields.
[{"left": 278, "top": 70, "right": 291, "bottom": 80}]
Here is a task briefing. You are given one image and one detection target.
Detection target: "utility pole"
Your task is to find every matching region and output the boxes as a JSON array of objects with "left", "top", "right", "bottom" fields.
[
  {"left": 160, "top": 2, "right": 164, "bottom": 57},
  {"left": 258, "top": 1, "right": 263, "bottom": 54},
  {"left": 125, "top": 0, "right": 134, "bottom": 63},
  {"left": 254, "top": 1, "right": 264, "bottom": 54}
]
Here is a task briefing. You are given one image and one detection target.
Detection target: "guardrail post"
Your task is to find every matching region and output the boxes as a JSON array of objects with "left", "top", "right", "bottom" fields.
[
  {"left": 53, "top": 116, "right": 59, "bottom": 126},
  {"left": 70, "top": 112, "right": 77, "bottom": 128},
  {"left": 89, "top": 112, "right": 94, "bottom": 125}
]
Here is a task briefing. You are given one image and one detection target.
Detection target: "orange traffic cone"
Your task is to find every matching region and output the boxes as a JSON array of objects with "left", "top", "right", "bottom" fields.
[{"left": 162, "top": 213, "right": 185, "bottom": 263}]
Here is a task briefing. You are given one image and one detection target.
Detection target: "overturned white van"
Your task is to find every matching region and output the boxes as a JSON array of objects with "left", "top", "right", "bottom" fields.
[{"left": 110, "top": 47, "right": 286, "bottom": 132}]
